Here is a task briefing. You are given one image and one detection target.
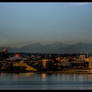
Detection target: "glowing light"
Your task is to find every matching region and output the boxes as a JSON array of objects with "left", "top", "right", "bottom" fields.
[
  {"left": 15, "top": 54, "right": 20, "bottom": 57},
  {"left": 42, "top": 73, "right": 46, "bottom": 78}
]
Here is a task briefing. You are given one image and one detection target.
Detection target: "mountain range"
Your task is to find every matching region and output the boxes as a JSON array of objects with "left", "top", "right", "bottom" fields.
[{"left": 0, "top": 42, "right": 92, "bottom": 54}]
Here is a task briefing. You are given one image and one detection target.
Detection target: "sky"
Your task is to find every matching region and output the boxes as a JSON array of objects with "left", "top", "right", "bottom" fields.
[{"left": 0, "top": 2, "right": 92, "bottom": 47}]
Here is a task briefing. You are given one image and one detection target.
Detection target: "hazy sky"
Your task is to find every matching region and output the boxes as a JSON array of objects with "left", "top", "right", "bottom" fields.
[{"left": 0, "top": 2, "right": 92, "bottom": 47}]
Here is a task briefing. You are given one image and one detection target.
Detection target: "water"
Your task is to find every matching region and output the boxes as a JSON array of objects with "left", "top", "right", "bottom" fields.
[{"left": 0, "top": 72, "right": 92, "bottom": 90}]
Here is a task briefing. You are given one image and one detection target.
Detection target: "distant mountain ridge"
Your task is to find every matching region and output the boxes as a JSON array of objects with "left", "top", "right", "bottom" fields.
[{"left": 0, "top": 42, "right": 92, "bottom": 54}]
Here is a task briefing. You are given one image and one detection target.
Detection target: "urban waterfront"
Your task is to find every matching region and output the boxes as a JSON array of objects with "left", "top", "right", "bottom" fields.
[
  {"left": 0, "top": 2, "right": 92, "bottom": 90},
  {"left": 0, "top": 72, "right": 92, "bottom": 90}
]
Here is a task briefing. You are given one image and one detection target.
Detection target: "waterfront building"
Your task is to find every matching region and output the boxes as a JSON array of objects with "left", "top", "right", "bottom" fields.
[
  {"left": 56, "top": 57, "right": 61, "bottom": 61},
  {"left": 61, "top": 57, "right": 71, "bottom": 68},
  {"left": 79, "top": 55, "right": 85, "bottom": 61},
  {"left": 42, "top": 58, "right": 48, "bottom": 70},
  {"left": 13, "top": 60, "right": 37, "bottom": 71},
  {"left": 85, "top": 56, "right": 92, "bottom": 69},
  {"left": 61, "top": 60, "right": 71, "bottom": 68}
]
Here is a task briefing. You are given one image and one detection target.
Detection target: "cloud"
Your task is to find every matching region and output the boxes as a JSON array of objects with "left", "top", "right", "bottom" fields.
[
  {"left": 55, "top": 2, "right": 91, "bottom": 8},
  {"left": 70, "top": 2, "right": 90, "bottom": 6}
]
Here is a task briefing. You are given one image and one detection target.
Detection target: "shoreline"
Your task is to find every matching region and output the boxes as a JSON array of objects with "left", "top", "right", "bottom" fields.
[{"left": 1, "top": 69, "right": 92, "bottom": 74}]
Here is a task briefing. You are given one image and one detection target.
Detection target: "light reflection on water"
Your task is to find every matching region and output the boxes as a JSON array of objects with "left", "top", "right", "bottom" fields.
[{"left": 0, "top": 72, "right": 92, "bottom": 90}]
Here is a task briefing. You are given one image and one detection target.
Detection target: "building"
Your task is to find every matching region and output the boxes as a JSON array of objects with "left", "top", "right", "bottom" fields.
[
  {"left": 85, "top": 56, "right": 92, "bottom": 69},
  {"left": 61, "top": 57, "right": 71, "bottom": 68},
  {"left": 79, "top": 55, "right": 85, "bottom": 61},
  {"left": 42, "top": 59, "right": 48, "bottom": 70}
]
